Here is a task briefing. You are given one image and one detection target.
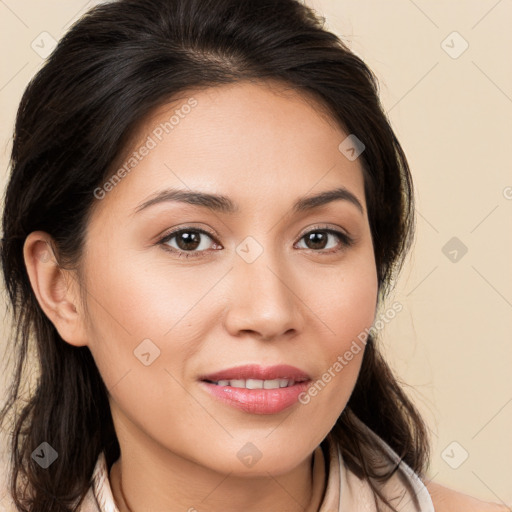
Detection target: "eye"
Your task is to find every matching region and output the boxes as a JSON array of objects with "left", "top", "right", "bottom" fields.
[
  {"left": 157, "top": 225, "right": 354, "bottom": 259},
  {"left": 158, "top": 227, "right": 220, "bottom": 258},
  {"left": 295, "top": 226, "right": 354, "bottom": 253}
]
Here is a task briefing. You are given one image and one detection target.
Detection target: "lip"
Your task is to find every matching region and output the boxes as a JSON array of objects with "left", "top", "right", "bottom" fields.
[
  {"left": 198, "top": 364, "right": 311, "bottom": 382},
  {"left": 199, "top": 380, "right": 311, "bottom": 415},
  {"left": 198, "top": 364, "right": 312, "bottom": 415}
]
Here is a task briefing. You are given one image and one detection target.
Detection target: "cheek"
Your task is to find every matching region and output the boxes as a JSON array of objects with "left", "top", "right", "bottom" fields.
[
  {"left": 80, "top": 244, "right": 197, "bottom": 388},
  {"left": 81, "top": 247, "right": 207, "bottom": 443},
  {"left": 84, "top": 241, "right": 211, "bottom": 338},
  {"left": 296, "top": 250, "right": 378, "bottom": 425},
  {"left": 313, "top": 247, "right": 378, "bottom": 353},
  {"left": 81, "top": 243, "right": 232, "bottom": 434}
]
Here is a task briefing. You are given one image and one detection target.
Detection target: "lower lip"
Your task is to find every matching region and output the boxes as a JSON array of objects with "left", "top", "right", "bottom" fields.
[{"left": 199, "top": 380, "right": 311, "bottom": 414}]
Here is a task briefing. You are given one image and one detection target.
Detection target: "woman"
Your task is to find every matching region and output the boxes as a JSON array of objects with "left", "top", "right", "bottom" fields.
[{"left": 0, "top": 0, "right": 508, "bottom": 511}]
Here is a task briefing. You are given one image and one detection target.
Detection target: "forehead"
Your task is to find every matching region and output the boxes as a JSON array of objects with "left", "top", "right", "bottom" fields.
[{"left": 90, "top": 80, "right": 366, "bottom": 221}]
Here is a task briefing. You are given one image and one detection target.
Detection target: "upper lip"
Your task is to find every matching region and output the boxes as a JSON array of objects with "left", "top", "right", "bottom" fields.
[{"left": 199, "top": 364, "right": 311, "bottom": 382}]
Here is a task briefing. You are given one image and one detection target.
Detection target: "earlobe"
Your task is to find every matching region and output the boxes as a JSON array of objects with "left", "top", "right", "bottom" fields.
[{"left": 23, "top": 231, "right": 88, "bottom": 347}]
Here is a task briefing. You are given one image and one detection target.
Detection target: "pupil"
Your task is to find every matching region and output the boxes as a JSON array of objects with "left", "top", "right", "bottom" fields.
[
  {"left": 307, "top": 232, "right": 326, "bottom": 250},
  {"left": 178, "top": 232, "right": 200, "bottom": 250}
]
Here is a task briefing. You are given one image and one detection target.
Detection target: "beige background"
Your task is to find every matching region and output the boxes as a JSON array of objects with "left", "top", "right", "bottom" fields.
[{"left": 0, "top": 0, "right": 511, "bottom": 508}]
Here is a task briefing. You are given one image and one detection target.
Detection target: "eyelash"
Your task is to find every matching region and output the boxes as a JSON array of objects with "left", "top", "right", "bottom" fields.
[{"left": 157, "top": 225, "right": 355, "bottom": 259}]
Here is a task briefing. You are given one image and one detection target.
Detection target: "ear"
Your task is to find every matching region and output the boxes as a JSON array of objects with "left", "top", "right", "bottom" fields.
[{"left": 23, "top": 231, "right": 88, "bottom": 347}]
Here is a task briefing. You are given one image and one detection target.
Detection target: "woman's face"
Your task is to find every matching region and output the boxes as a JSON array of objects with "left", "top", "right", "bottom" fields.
[{"left": 74, "top": 80, "right": 378, "bottom": 475}]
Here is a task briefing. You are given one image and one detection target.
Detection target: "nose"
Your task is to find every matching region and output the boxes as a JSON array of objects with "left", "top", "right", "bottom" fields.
[{"left": 222, "top": 248, "right": 305, "bottom": 342}]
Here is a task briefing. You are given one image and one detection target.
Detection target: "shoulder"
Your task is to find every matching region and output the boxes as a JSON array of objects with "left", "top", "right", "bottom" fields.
[{"left": 425, "top": 481, "right": 511, "bottom": 512}]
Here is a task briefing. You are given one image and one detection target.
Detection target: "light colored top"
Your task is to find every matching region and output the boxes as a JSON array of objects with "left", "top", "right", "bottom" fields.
[{"left": 75, "top": 423, "right": 435, "bottom": 512}]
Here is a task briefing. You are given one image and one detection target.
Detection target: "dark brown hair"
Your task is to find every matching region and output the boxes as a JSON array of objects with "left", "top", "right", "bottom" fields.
[{"left": 0, "top": 0, "right": 430, "bottom": 510}]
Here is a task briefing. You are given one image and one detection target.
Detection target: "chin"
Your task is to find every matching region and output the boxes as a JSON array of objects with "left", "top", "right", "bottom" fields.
[{"left": 211, "top": 446, "right": 310, "bottom": 478}]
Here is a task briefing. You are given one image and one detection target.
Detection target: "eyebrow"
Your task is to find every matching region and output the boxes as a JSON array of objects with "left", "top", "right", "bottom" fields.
[{"left": 132, "top": 186, "right": 364, "bottom": 216}]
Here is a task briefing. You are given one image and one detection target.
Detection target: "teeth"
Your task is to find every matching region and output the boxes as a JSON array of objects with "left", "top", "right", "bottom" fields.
[
  {"left": 246, "top": 378, "right": 263, "bottom": 389},
  {"left": 211, "top": 378, "right": 297, "bottom": 389}
]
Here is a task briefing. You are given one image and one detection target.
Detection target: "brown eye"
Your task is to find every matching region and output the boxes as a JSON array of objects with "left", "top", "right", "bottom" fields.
[
  {"left": 159, "top": 228, "right": 219, "bottom": 258},
  {"left": 173, "top": 231, "right": 202, "bottom": 251},
  {"left": 296, "top": 228, "right": 354, "bottom": 253},
  {"left": 303, "top": 231, "right": 329, "bottom": 250},
  {"left": 158, "top": 225, "right": 354, "bottom": 260}
]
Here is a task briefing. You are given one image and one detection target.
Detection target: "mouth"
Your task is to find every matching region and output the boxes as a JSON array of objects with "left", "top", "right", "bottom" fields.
[
  {"left": 201, "top": 377, "right": 307, "bottom": 389},
  {"left": 198, "top": 364, "right": 312, "bottom": 415}
]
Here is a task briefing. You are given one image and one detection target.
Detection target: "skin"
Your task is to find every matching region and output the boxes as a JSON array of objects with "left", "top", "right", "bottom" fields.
[
  {"left": 24, "top": 79, "right": 377, "bottom": 511},
  {"left": 23, "top": 79, "right": 508, "bottom": 511},
  {"left": 426, "top": 482, "right": 511, "bottom": 512}
]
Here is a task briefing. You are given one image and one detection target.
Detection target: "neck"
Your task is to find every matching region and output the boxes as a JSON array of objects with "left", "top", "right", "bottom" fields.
[{"left": 109, "top": 446, "right": 325, "bottom": 512}]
